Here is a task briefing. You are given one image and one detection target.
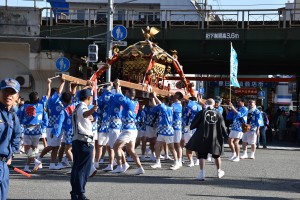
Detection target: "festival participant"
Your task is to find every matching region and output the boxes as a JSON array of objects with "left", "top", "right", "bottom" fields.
[
  {"left": 102, "top": 82, "right": 123, "bottom": 172},
  {"left": 16, "top": 97, "right": 25, "bottom": 154},
  {"left": 240, "top": 99, "right": 263, "bottom": 159},
  {"left": 207, "top": 96, "right": 224, "bottom": 162},
  {"left": 214, "top": 97, "right": 224, "bottom": 115},
  {"left": 135, "top": 104, "right": 147, "bottom": 161},
  {"left": 112, "top": 80, "right": 144, "bottom": 175},
  {"left": 181, "top": 96, "right": 202, "bottom": 167},
  {"left": 59, "top": 82, "right": 79, "bottom": 169},
  {"left": 186, "top": 98, "right": 226, "bottom": 180},
  {"left": 70, "top": 88, "right": 98, "bottom": 200},
  {"left": 93, "top": 87, "right": 110, "bottom": 168},
  {"left": 227, "top": 98, "right": 248, "bottom": 162},
  {"left": 171, "top": 92, "right": 183, "bottom": 166},
  {"left": 150, "top": 92, "right": 180, "bottom": 170},
  {"left": 88, "top": 100, "right": 99, "bottom": 177},
  {"left": 0, "top": 78, "right": 21, "bottom": 200},
  {"left": 20, "top": 81, "right": 50, "bottom": 155},
  {"left": 144, "top": 98, "right": 157, "bottom": 161},
  {"left": 18, "top": 92, "right": 48, "bottom": 173},
  {"left": 257, "top": 106, "right": 269, "bottom": 149},
  {"left": 37, "top": 78, "right": 65, "bottom": 169},
  {"left": 52, "top": 91, "right": 77, "bottom": 169},
  {"left": 39, "top": 79, "right": 54, "bottom": 152}
]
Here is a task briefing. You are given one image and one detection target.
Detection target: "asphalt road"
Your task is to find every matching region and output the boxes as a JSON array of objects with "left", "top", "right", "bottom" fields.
[{"left": 7, "top": 145, "right": 300, "bottom": 200}]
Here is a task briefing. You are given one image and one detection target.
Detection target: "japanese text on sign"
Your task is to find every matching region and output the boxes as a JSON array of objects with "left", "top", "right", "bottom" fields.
[
  {"left": 209, "top": 81, "right": 272, "bottom": 88},
  {"left": 206, "top": 32, "right": 240, "bottom": 40},
  {"left": 234, "top": 88, "right": 258, "bottom": 95}
]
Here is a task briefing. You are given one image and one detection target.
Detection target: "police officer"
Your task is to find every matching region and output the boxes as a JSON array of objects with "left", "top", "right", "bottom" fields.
[
  {"left": 0, "top": 78, "right": 21, "bottom": 200},
  {"left": 71, "top": 88, "right": 98, "bottom": 200}
]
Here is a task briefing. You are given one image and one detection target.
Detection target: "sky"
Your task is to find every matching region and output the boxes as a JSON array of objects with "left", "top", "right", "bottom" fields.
[
  {"left": 0, "top": 0, "right": 291, "bottom": 9},
  {"left": 210, "top": 0, "right": 290, "bottom": 10}
]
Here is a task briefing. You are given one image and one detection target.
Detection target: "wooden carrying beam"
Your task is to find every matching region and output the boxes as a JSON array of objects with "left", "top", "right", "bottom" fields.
[
  {"left": 118, "top": 80, "right": 192, "bottom": 100},
  {"left": 60, "top": 74, "right": 191, "bottom": 99},
  {"left": 60, "top": 74, "right": 172, "bottom": 96},
  {"left": 119, "top": 80, "right": 173, "bottom": 97},
  {"left": 61, "top": 74, "right": 87, "bottom": 85}
]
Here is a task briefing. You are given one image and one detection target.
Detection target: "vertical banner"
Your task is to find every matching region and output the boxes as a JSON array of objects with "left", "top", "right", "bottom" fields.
[{"left": 230, "top": 43, "right": 240, "bottom": 88}]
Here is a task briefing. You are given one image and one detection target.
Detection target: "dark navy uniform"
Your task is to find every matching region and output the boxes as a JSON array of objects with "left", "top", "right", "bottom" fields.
[
  {"left": 0, "top": 79, "right": 21, "bottom": 200},
  {"left": 0, "top": 103, "right": 21, "bottom": 199}
]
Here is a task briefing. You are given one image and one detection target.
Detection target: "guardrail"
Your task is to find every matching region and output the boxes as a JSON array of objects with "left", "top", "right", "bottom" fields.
[{"left": 30, "top": 7, "right": 300, "bottom": 29}]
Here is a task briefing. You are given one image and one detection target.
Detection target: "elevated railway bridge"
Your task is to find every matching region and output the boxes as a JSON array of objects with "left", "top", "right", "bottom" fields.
[
  {"left": 1, "top": 6, "right": 300, "bottom": 111},
  {"left": 36, "top": 7, "right": 300, "bottom": 76},
  {"left": 1, "top": 7, "right": 300, "bottom": 75}
]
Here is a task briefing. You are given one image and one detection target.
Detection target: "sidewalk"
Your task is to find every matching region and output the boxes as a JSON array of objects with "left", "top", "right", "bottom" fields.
[
  {"left": 261, "top": 140, "right": 300, "bottom": 150},
  {"left": 224, "top": 141, "right": 300, "bottom": 150}
]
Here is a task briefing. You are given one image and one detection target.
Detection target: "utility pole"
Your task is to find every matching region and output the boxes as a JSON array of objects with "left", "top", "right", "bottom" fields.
[
  {"left": 106, "top": 0, "right": 114, "bottom": 82},
  {"left": 205, "top": 0, "right": 208, "bottom": 7},
  {"left": 204, "top": 0, "right": 209, "bottom": 21},
  {"left": 297, "top": 76, "right": 300, "bottom": 115}
]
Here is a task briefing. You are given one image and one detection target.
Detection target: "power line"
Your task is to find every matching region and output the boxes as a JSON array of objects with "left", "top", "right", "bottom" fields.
[
  {"left": 0, "top": 35, "right": 105, "bottom": 41},
  {"left": 213, "top": 0, "right": 221, "bottom": 10},
  {"left": 50, "top": 27, "right": 90, "bottom": 37},
  {"left": 40, "top": 25, "right": 85, "bottom": 33}
]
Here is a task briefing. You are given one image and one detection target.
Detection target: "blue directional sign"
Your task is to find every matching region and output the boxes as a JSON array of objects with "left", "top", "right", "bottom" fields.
[
  {"left": 258, "top": 90, "right": 265, "bottom": 99},
  {"left": 56, "top": 57, "right": 70, "bottom": 72},
  {"left": 112, "top": 25, "right": 127, "bottom": 41},
  {"left": 198, "top": 87, "right": 205, "bottom": 95}
]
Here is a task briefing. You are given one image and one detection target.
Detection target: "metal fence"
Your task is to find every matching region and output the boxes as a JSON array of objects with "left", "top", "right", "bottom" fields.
[{"left": 40, "top": 7, "right": 300, "bottom": 29}]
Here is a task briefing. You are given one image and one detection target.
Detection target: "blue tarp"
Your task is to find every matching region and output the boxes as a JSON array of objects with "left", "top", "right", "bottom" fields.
[{"left": 47, "top": 0, "right": 69, "bottom": 16}]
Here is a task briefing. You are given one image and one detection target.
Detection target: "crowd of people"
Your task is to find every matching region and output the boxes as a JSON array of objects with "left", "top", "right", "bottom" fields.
[{"left": 1, "top": 76, "right": 299, "bottom": 200}]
